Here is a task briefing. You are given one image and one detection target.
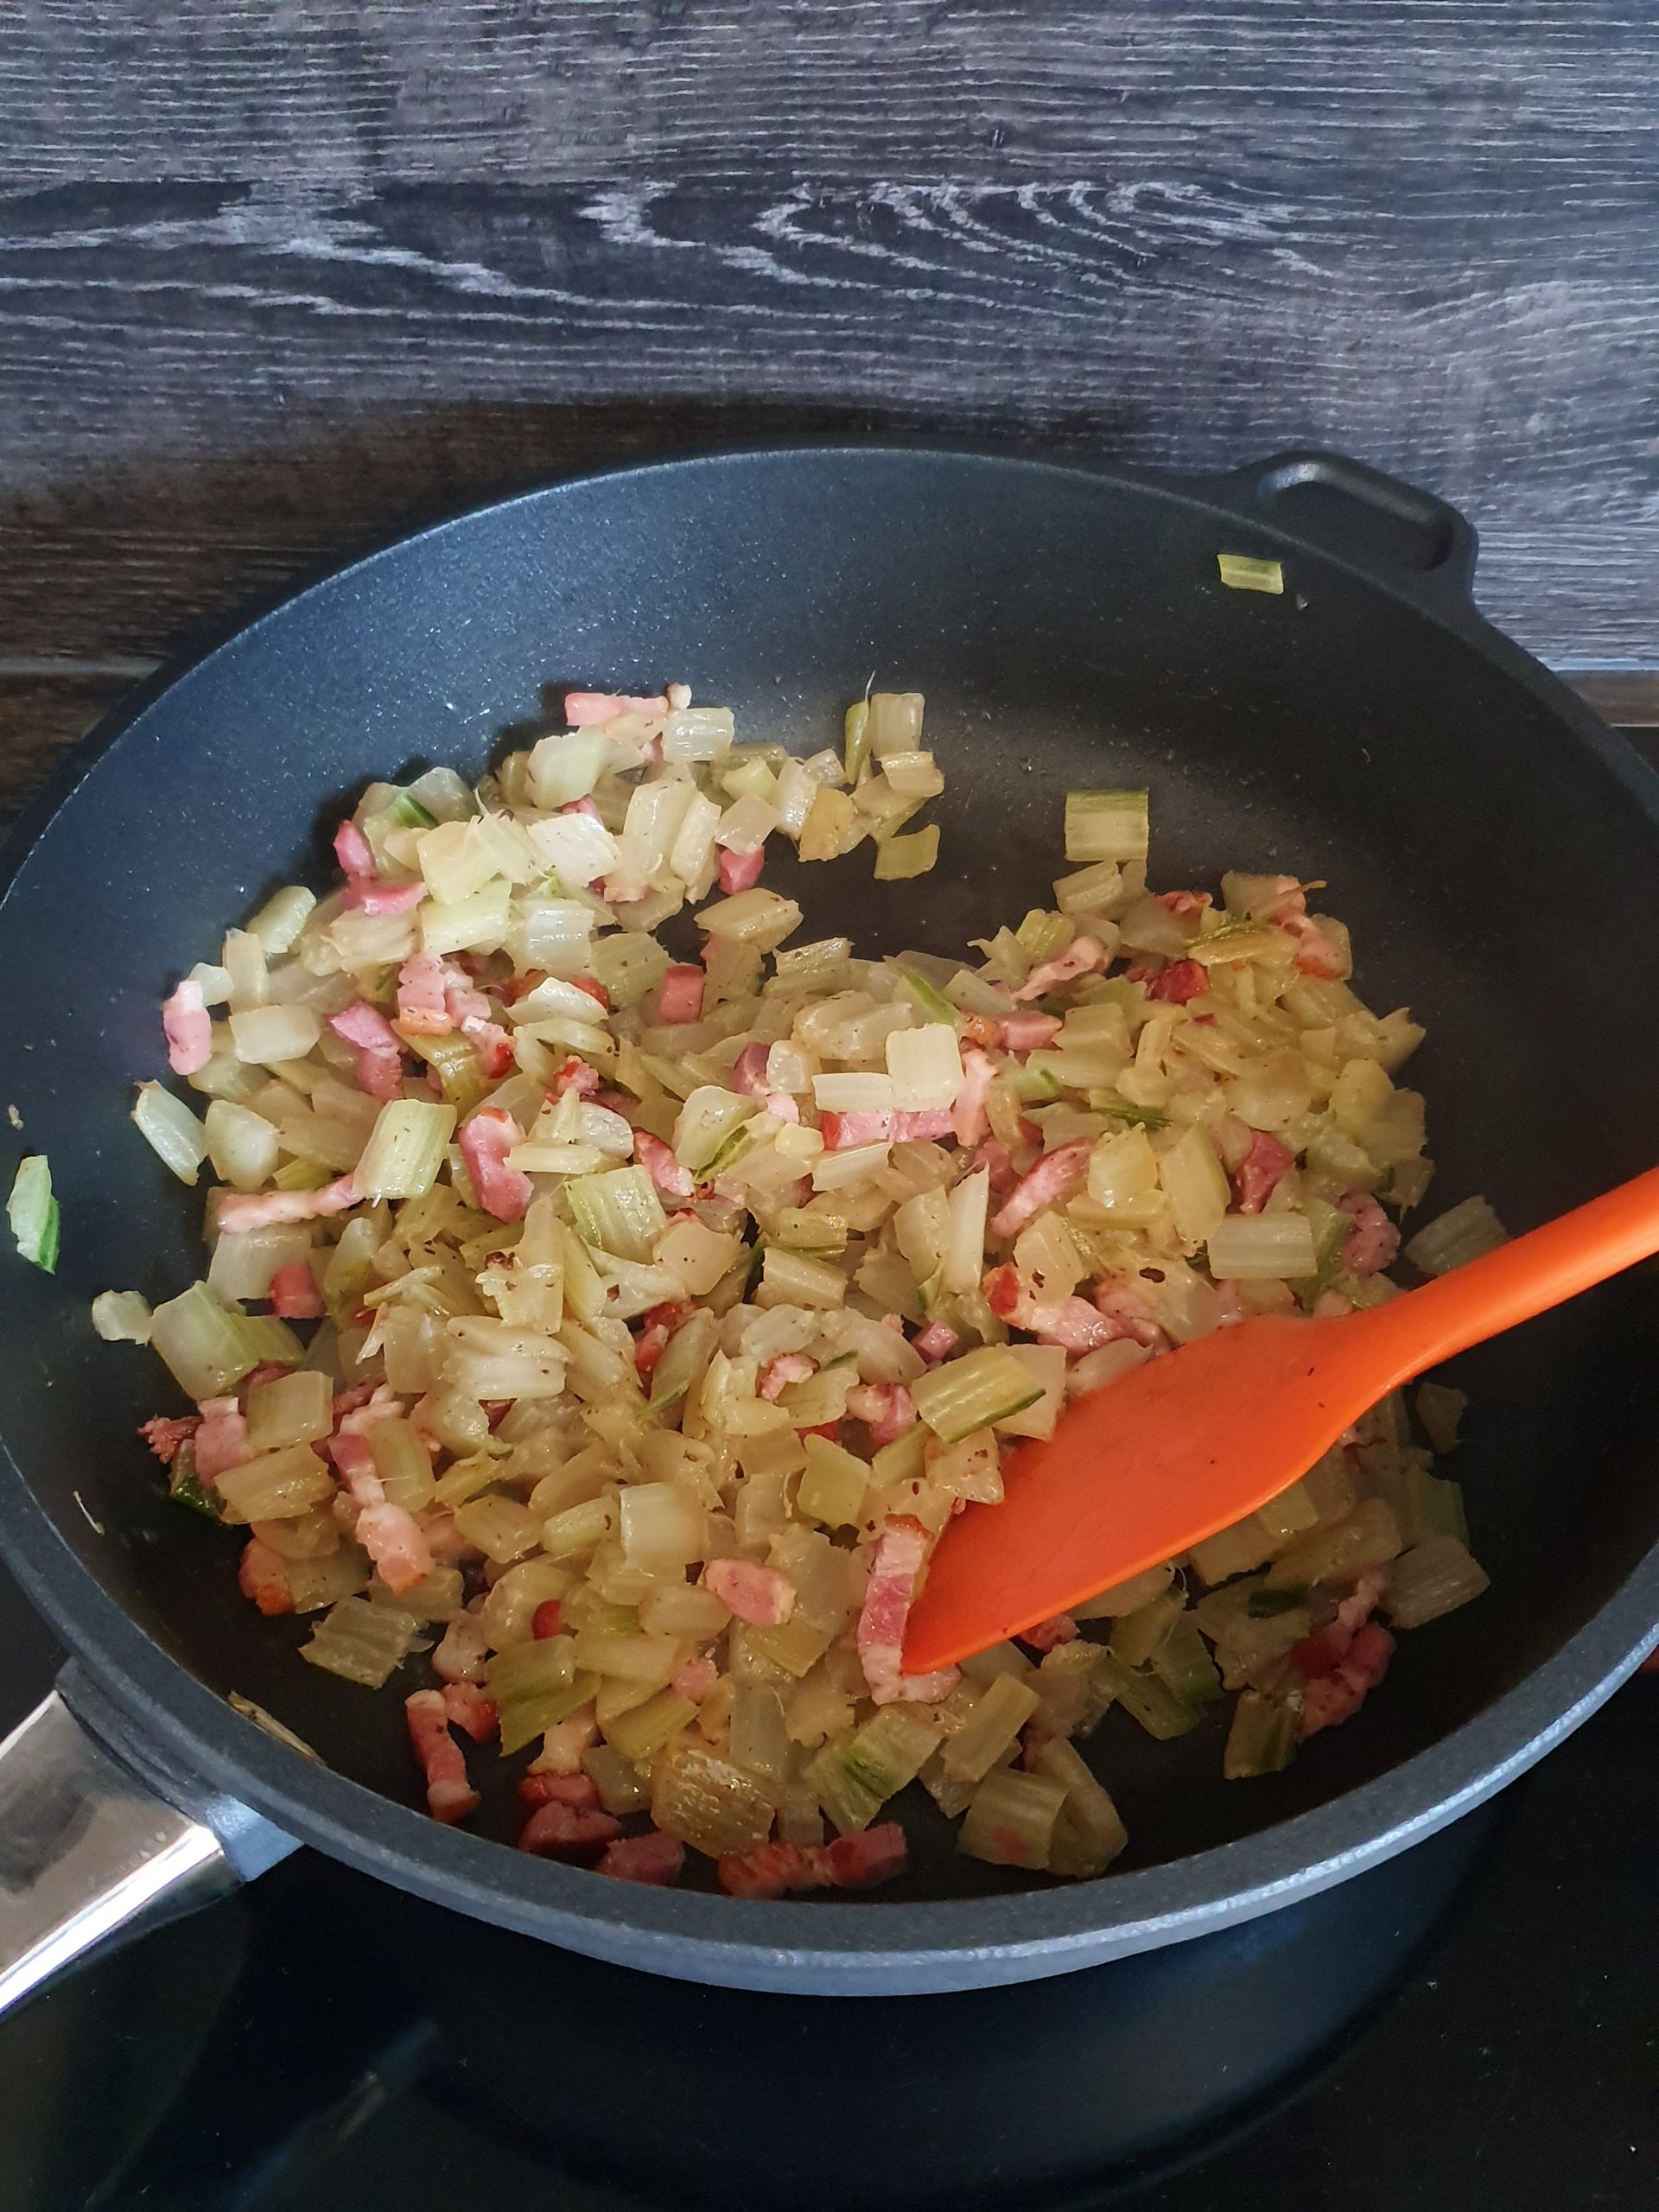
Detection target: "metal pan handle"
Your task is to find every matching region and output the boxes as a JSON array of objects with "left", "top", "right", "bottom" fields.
[
  {"left": 0, "top": 1664, "right": 296, "bottom": 2015},
  {"left": 1194, "top": 448, "right": 1480, "bottom": 610}
]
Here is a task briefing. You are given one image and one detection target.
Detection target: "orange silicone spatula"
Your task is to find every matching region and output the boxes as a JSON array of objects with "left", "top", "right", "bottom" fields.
[{"left": 902, "top": 1165, "right": 1659, "bottom": 1677}]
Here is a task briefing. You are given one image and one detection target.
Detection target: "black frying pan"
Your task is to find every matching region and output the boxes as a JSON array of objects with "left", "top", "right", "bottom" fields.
[{"left": 1, "top": 443, "right": 1656, "bottom": 1999}]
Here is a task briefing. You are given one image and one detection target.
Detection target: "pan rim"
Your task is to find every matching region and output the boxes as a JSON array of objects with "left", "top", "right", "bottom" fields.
[{"left": 3, "top": 439, "right": 1656, "bottom": 1989}]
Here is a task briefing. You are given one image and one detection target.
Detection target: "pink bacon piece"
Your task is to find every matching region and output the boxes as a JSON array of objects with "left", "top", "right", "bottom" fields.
[
  {"left": 819, "top": 1110, "right": 894, "bottom": 1151},
  {"left": 563, "top": 690, "right": 669, "bottom": 726},
  {"left": 460, "top": 1107, "right": 532, "bottom": 1224},
  {"left": 1091, "top": 1281, "right": 1169, "bottom": 1350},
  {"left": 1298, "top": 1622, "right": 1395, "bottom": 1740},
  {"left": 990, "top": 1141, "right": 1091, "bottom": 1239},
  {"left": 983, "top": 1263, "right": 1129, "bottom": 1355},
  {"left": 1146, "top": 959, "right": 1208, "bottom": 1005},
  {"left": 1234, "top": 1130, "right": 1294, "bottom": 1216},
  {"left": 328, "top": 999, "right": 405, "bottom": 1101},
  {"left": 194, "top": 1396, "right": 252, "bottom": 1481},
  {"left": 395, "top": 954, "right": 452, "bottom": 1036},
  {"left": 730, "top": 1042, "right": 771, "bottom": 1096},
  {"left": 270, "top": 1274, "right": 325, "bottom": 1318},
  {"left": 635, "top": 1128, "right": 696, "bottom": 1199},
  {"left": 893, "top": 1109, "right": 954, "bottom": 1141},
  {"left": 998, "top": 1013, "right": 1062, "bottom": 1054},
  {"left": 759, "top": 1351, "right": 816, "bottom": 1402},
  {"left": 718, "top": 1821, "right": 909, "bottom": 1899},
  {"left": 518, "top": 1799, "right": 622, "bottom": 1860},
  {"left": 846, "top": 1382, "right": 918, "bottom": 1446},
  {"left": 718, "top": 845, "right": 766, "bottom": 895},
  {"left": 702, "top": 1557, "right": 798, "bottom": 1627},
  {"left": 404, "top": 1690, "right": 480, "bottom": 1824},
  {"left": 341, "top": 878, "right": 426, "bottom": 916},
  {"left": 334, "top": 819, "right": 376, "bottom": 880},
  {"left": 912, "top": 1319, "right": 958, "bottom": 1363},
  {"left": 330, "top": 1431, "right": 434, "bottom": 1594},
  {"left": 1339, "top": 1189, "right": 1400, "bottom": 1275},
  {"left": 658, "top": 963, "right": 705, "bottom": 1026},
  {"left": 238, "top": 1537, "right": 295, "bottom": 1617},
  {"left": 673, "top": 1656, "right": 717, "bottom": 1702},
  {"left": 599, "top": 1830, "right": 686, "bottom": 1886},
  {"left": 441, "top": 1681, "right": 499, "bottom": 1744},
  {"left": 216, "top": 1173, "right": 359, "bottom": 1235},
  {"left": 161, "top": 977, "right": 213, "bottom": 1077},
  {"left": 1022, "top": 1613, "right": 1078, "bottom": 1653},
  {"left": 520, "top": 1770, "right": 602, "bottom": 1812},
  {"left": 970, "top": 1135, "right": 1016, "bottom": 1193},
  {"left": 1013, "top": 934, "right": 1107, "bottom": 1003},
  {"left": 857, "top": 1515, "right": 959, "bottom": 1706},
  {"left": 139, "top": 1414, "right": 199, "bottom": 1466},
  {"left": 951, "top": 1046, "right": 997, "bottom": 1147}
]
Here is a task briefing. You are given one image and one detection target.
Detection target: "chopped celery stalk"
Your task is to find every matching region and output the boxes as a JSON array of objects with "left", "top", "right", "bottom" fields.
[
  {"left": 92, "top": 1288, "right": 152, "bottom": 1343},
  {"left": 958, "top": 1768, "right": 1067, "bottom": 1870},
  {"left": 566, "top": 1166, "right": 667, "bottom": 1264},
  {"left": 1217, "top": 552, "right": 1285, "bottom": 594},
  {"left": 1158, "top": 1123, "right": 1230, "bottom": 1247},
  {"left": 873, "top": 824, "right": 939, "bottom": 880},
  {"left": 1034, "top": 1738, "right": 1128, "bottom": 1878},
  {"left": 1093, "top": 1653, "right": 1205, "bottom": 1739},
  {"left": 215, "top": 1444, "right": 335, "bottom": 1523},
  {"left": 1147, "top": 1616, "right": 1224, "bottom": 1706},
  {"left": 808, "top": 1707, "right": 939, "bottom": 1834},
  {"left": 1224, "top": 1687, "right": 1302, "bottom": 1778},
  {"left": 911, "top": 1345, "right": 1042, "bottom": 1446},
  {"left": 900, "top": 968, "right": 958, "bottom": 1026},
  {"left": 843, "top": 699, "right": 871, "bottom": 783},
  {"left": 132, "top": 1083, "right": 209, "bottom": 1186},
  {"left": 651, "top": 1739, "right": 776, "bottom": 1857},
  {"left": 486, "top": 1633, "right": 578, "bottom": 1703},
  {"left": 499, "top": 1671, "right": 601, "bottom": 1754},
  {"left": 7, "top": 1154, "right": 58, "bottom": 1272},
  {"left": 793, "top": 1435, "right": 869, "bottom": 1531},
  {"left": 1206, "top": 1212, "right": 1318, "bottom": 1280},
  {"left": 1262, "top": 1497, "right": 1402, "bottom": 1592},
  {"left": 940, "top": 1672, "right": 1039, "bottom": 1783},
  {"left": 1086, "top": 1091, "right": 1169, "bottom": 1131},
  {"left": 355, "top": 1099, "right": 456, "bottom": 1201},
  {"left": 1108, "top": 1588, "right": 1184, "bottom": 1668},
  {"left": 379, "top": 787, "right": 441, "bottom": 830},
  {"left": 1065, "top": 789, "right": 1149, "bottom": 865},
  {"left": 1405, "top": 1195, "right": 1508, "bottom": 1276},
  {"left": 602, "top": 1686, "right": 696, "bottom": 1763},
  {"left": 1384, "top": 1535, "right": 1490, "bottom": 1628},
  {"left": 588, "top": 931, "right": 671, "bottom": 1008},
  {"left": 672, "top": 1086, "right": 757, "bottom": 1177},
  {"left": 245, "top": 884, "right": 317, "bottom": 953},
  {"left": 1414, "top": 1380, "right": 1468, "bottom": 1454},
  {"left": 1379, "top": 1459, "right": 1470, "bottom": 1548},
  {"left": 1031, "top": 1640, "right": 1116, "bottom": 1738},
  {"left": 149, "top": 1281, "right": 298, "bottom": 1399},
  {"left": 245, "top": 1367, "right": 333, "bottom": 1452},
  {"left": 886, "top": 1022, "right": 962, "bottom": 1110},
  {"left": 300, "top": 1596, "right": 417, "bottom": 1688}
]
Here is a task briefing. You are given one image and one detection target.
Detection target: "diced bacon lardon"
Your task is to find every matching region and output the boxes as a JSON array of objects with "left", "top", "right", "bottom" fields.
[
  {"left": 1339, "top": 1190, "right": 1401, "bottom": 1275},
  {"left": 404, "top": 1689, "right": 480, "bottom": 1824},
  {"left": 563, "top": 690, "right": 669, "bottom": 726},
  {"left": 1234, "top": 1130, "right": 1294, "bottom": 1215},
  {"left": 990, "top": 1141, "right": 1091, "bottom": 1239},
  {"left": 718, "top": 845, "right": 766, "bottom": 895},
  {"left": 460, "top": 1107, "right": 533, "bottom": 1224},
  {"left": 1013, "top": 935, "right": 1107, "bottom": 1001},
  {"left": 857, "top": 1515, "right": 959, "bottom": 1706},
  {"left": 267, "top": 1262, "right": 324, "bottom": 1319},
  {"left": 600, "top": 1830, "right": 687, "bottom": 1886},
  {"left": 161, "top": 977, "right": 213, "bottom": 1077},
  {"left": 658, "top": 963, "right": 705, "bottom": 1026},
  {"left": 635, "top": 1128, "right": 696, "bottom": 1199},
  {"left": 216, "top": 1173, "right": 359, "bottom": 1234},
  {"left": 702, "top": 1557, "right": 798, "bottom": 1627}
]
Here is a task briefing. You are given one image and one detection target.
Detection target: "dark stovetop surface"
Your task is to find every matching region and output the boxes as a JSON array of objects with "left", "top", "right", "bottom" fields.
[{"left": 0, "top": 1549, "right": 1653, "bottom": 2212}]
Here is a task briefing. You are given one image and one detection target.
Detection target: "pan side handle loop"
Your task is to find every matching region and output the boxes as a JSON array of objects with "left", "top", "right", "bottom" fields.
[
  {"left": 1208, "top": 449, "right": 1480, "bottom": 608},
  {"left": 0, "top": 1666, "right": 296, "bottom": 2017}
]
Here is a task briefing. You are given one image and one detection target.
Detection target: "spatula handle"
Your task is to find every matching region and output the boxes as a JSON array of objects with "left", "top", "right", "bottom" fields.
[{"left": 1364, "top": 1165, "right": 1659, "bottom": 1383}]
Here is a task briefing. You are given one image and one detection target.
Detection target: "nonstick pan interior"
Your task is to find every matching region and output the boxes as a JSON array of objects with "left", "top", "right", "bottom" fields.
[{"left": 2, "top": 446, "right": 1656, "bottom": 1909}]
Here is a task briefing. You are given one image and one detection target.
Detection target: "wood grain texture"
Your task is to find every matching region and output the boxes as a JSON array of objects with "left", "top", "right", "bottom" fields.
[
  {"left": 4, "top": 2, "right": 1656, "bottom": 185},
  {"left": 0, "top": 3, "right": 1654, "bottom": 685}
]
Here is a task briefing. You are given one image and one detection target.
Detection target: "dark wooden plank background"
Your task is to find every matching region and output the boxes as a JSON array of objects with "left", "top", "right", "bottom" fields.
[{"left": 3, "top": 1, "right": 1656, "bottom": 815}]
